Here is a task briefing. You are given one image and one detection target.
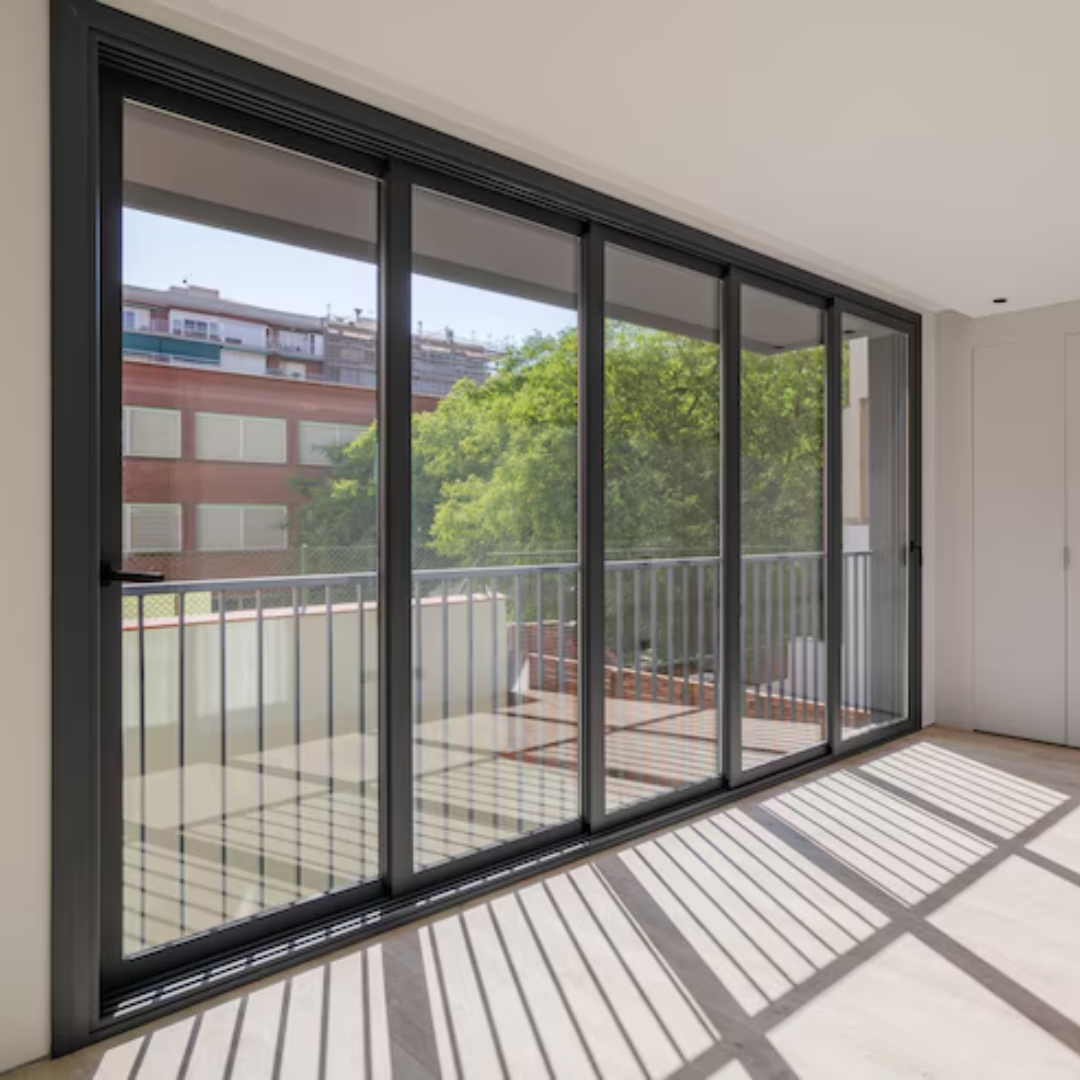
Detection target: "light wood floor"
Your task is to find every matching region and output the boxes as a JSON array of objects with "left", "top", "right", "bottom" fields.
[{"left": 20, "top": 726, "right": 1080, "bottom": 1079}]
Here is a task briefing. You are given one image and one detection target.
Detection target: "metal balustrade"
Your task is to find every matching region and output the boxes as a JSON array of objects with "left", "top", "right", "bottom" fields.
[{"left": 120, "top": 550, "right": 881, "bottom": 953}]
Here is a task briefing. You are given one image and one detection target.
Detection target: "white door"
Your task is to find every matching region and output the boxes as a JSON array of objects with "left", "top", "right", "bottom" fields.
[
  {"left": 1066, "top": 336, "right": 1080, "bottom": 747},
  {"left": 973, "top": 342, "right": 1066, "bottom": 744}
]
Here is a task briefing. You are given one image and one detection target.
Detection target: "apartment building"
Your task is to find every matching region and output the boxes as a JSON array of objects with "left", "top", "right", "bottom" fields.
[
  {"left": 123, "top": 282, "right": 502, "bottom": 391},
  {"left": 120, "top": 283, "right": 499, "bottom": 577}
]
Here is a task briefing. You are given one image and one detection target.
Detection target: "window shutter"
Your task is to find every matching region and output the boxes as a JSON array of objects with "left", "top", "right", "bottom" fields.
[
  {"left": 195, "top": 413, "right": 286, "bottom": 462},
  {"left": 243, "top": 506, "right": 287, "bottom": 550},
  {"left": 242, "top": 417, "right": 287, "bottom": 463},
  {"left": 126, "top": 407, "right": 181, "bottom": 458},
  {"left": 298, "top": 421, "right": 327, "bottom": 465},
  {"left": 125, "top": 505, "right": 181, "bottom": 552},
  {"left": 196, "top": 505, "right": 242, "bottom": 550},
  {"left": 196, "top": 413, "right": 242, "bottom": 461},
  {"left": 298, "top": 421, "right": 362, "bottom": 465}
]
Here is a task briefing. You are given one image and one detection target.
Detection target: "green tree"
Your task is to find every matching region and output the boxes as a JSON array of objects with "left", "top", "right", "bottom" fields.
[
  {"left": 294, "top": 326, "right": 826, "bottom": 564},
  {"left": 741, "top": 348, "right": 827, "bottom": 553}
]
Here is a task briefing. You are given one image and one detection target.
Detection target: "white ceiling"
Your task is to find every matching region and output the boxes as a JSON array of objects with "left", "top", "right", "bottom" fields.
[{"left": 108, "top": 0, "right": 1080, "bottom": 317}]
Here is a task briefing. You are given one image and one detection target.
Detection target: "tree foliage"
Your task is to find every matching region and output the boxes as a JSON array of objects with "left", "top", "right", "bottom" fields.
[{"left": 294, "top": 325, "right": 827, "bottom": 565}]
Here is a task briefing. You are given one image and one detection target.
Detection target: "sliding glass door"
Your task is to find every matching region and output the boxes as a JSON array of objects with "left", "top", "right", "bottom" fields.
[
  {"left": 738, "top": 284, "right": 828, "bottom": 774},
  {"left": 410, "top": 188, "right": 581, "bottom": 868},
  {"left": 838, "top": 312, "right": 910, "bottom": 738},
  {"left": 54, "top": 16, "right": 918, "bottom": 1038},
  {"left": 107, "top": 132, "right": 915, "bottom": 978},
  {"left": 117, "top": 103, "right": 383, "bottom": 956},
  {"left": 603, "top": 245, "right": 723, "bottom": 811}
]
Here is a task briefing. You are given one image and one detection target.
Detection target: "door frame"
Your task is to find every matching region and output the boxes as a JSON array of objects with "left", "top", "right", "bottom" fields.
[{"left": 51, "top": 0, "right": 923, "bottom": 1054}]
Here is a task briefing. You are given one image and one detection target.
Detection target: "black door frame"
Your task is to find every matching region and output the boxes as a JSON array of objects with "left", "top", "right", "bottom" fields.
[{"left": 51, "top": 0, "right": 922, "bottom": 1054}]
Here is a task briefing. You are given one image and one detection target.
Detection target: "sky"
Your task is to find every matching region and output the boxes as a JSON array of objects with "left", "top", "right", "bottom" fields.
[{"left": 123, "top": 209, "right": 575, "bottom": 346}]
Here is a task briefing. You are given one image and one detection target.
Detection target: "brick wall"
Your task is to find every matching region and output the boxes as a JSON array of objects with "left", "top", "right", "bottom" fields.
[
  {"left": 515, "top": 621, "right": 580, "bottom": 662},
  {"left": 122, "top": 360, "right": 440, "bottom": 577},
  {"left": 520, "top": 637, "right": 870, "bottom": 728}
]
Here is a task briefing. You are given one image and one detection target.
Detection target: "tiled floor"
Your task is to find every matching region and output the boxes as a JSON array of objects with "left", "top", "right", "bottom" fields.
[{"left": 19, "top": 726, "right": 1080, "bottom": 1079}]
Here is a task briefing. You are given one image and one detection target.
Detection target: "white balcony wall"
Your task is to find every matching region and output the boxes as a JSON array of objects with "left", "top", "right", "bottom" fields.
[
  {"left": 0, "top": 0, "right": 49, "bottom": 1070},
  {"left": 768, "top": 557, "right": 872, "bottom": 708},
  {"left": 221, "top": 348, "right": 267, "bottom": 375},
  {"left": 218, "top": 316, "right": 268, "bottom": 347},
  {"left": 121, "top": 594, "right": 509, "bottom": 773}
]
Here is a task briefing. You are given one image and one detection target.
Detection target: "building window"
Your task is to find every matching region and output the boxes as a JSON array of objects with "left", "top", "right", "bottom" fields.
[
  {"left": 123, "top": 406, "right": 182, "bottom": 458},
  {"left": 123, "top": 504, "right": 182, "bottom": 553},
  {"left": 196, "top": 505, "right": 288, "bottom": 551},
  {"left": 123, "top": 306, "right": 151, "bottom": 331},
  {"left": 195, "top": 412, "right": 287, "bottom": 463},
  {"left": 297, "top": 421, "right": 364, "bottom": 466},
  {"left": 172, "top": 316, "right": 218, "bottom": 340}
]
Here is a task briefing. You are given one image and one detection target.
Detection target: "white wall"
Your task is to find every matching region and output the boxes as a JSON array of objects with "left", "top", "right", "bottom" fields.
[
  {"left": 932, "top": 298, "right": 1080, "bottom": 729},
  {"left": 933, "top": 310, "right": 974, "bottom": 727},
  {"left": 0, "top": 0, "right": 51, "bottom": 1072},
  {"left": 221, "top": 348, "right": 267, "bottom": 375},
  {"left": 218, "top": 316, "right": 268, "bottom": 348}
]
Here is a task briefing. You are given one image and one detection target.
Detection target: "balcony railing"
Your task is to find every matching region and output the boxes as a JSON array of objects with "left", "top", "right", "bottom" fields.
[
  {"left": 119, "top": 551, "right": 883, "bottom": 953},
  {"left": 267, "top": 336, "right": 321, "bottom": 357}
]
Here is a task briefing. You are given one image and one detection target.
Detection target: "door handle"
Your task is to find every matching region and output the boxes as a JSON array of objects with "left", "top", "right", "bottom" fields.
[{"left": 100, "top": 563, "right": 165, "bottom": 585}]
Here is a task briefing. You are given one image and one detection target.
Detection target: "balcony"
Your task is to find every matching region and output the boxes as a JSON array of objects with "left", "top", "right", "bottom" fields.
[
  {"left": 267, "top": 334, "right": 322, "bottom": 357},
  {"left": 119, "top": 551, "right": 888, "bottom": 954}
]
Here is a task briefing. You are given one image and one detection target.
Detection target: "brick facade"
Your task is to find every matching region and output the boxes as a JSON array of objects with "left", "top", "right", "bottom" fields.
[
  {"left": 122, "top": 360, "right": 438, "bottom": 576},
  {"left": 517, "top": 619, "right": 869, "bottom": 729}
]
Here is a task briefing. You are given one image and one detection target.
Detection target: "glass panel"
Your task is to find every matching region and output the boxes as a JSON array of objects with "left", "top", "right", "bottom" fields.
[
  {"left": 603, "top": 245, "right": 722, "bottom": 812},
  {"left": 740, "top": 286, "right": 827, "bottom": 771},
  {"left": 841, "top": 314, "right": 909, "bottom": 736},
  {"left": 411, "top": 189, "right": 580, "bottom": 869},
  {"left": 121, "top": 103, "right": 380, "bottom": 955}
]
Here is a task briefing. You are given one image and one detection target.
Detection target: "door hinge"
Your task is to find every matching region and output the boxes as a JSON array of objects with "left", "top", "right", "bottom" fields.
[{"left": 1067, "top": 547, "right": 1073, "bottom": 571}]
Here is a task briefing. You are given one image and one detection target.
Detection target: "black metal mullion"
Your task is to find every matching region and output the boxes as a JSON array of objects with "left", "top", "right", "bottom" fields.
[
  {"left": 908, "top": 323, "right": 923, "bottom": 727},
  {"left": 96, "top": 68, "right": 127, "bottom": 1001},
  {"left": 50, "top": 2, "right": 101, "bottom": 1030},
  {"left": 379, "top": 163, "right": 414, "bottom": 893},
  {"left": 721, "top": 273, "right": 742, "bottom": 786},
  {"left": 395, "top": 161, "right": 581, "bottom": 237},
  {"left": 825, "top": 304, "right": 844, "bottom": 750},
  {"left": 580, "top": 225, "right": 605, "bottom": 829}
]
